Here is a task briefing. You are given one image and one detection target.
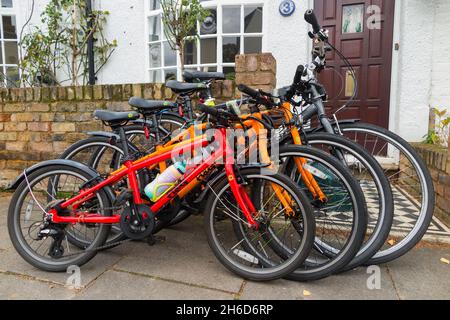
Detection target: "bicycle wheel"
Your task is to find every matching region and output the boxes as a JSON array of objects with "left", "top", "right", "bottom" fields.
[
  {"left": 303, "top": 133, "right": 393, "bottom": 271},
  {"left": 277, "top": 145, "right": 368, "bottom": 281},
  {"left": 334, "top": 122, "right": 435, "bottom": 265},
  {"left": 204, "top": 168, "right": 315, "bottom": 281},
  {"left": 7, "top": 165, "right": 111, "bottom": 272}
]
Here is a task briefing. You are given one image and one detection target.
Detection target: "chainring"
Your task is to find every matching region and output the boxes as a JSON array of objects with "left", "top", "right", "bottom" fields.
[{"left": 120, "top": 205, "right": 155, "bottom": 240}]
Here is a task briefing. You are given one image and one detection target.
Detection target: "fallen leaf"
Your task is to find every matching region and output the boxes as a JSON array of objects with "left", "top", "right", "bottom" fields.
[
  {"left": 440, "top": 258, "right": 450, "bottom": 265},
  {"left": 387, "top": 239, "right": 395, "bottom": 246},
  {"left": 303, "top": 290, "right": 311, "bottom": 297}
]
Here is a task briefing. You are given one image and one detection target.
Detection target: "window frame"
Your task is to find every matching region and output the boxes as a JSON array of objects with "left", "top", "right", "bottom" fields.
[
  {"left": 145, "top": 0, "right": 265, "bottom": 82},
  {"left": 0, "top": 0, "right": 20, "bottom": 87}
]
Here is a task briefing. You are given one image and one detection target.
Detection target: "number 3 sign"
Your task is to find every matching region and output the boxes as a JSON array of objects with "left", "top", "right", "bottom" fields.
[{"left": 279, "top": 0, "right": 296, "bottom": 17}]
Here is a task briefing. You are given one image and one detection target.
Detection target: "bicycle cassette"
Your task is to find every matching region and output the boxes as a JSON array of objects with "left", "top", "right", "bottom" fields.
[{"left": 120, "top": 205, "right": 155, "bottom": 240}]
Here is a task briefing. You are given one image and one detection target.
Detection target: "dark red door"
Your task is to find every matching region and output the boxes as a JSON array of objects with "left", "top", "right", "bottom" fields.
[{"left": 314, "top": 0, "right": 395, "bottom": 129}]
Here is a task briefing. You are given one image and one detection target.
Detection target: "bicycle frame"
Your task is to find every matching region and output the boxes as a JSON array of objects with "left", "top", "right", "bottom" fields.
[{"left": 48, "top": 127, "right": 259, "bottom": 228}]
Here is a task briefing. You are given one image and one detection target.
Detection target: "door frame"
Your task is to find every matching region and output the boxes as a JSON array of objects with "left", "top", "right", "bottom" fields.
[{"left": 310, "top": 0, "right": 401, "bottom": 134}]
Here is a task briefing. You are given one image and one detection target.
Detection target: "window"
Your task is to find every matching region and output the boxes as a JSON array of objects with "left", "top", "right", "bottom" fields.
[
  {"left": 0, "top": 1, "right": 19, "bottom": 87},
  {"left": 146, "top": 1, "right": 264, "bottom": 82}
]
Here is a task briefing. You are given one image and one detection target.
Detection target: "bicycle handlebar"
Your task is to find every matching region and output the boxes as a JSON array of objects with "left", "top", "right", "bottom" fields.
[
  {"left": 293, "top": 65, "right": 306, "bottom": 85},
  {"left": 304, "top": 10, "right": 321, "bottom": 34},
  {"left": 197, "top": 104, "right": 219, "bottom": 118},
  {"left": 237, "top": 84, "right": 261, "bottom": 99}
]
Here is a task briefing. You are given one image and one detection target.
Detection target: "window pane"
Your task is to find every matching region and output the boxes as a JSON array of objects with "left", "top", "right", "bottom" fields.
[
  {"left": 0, "top": 45, "right": 3, "bottom": 64},
  {"left": 201, "top": 9, "right": 217, "bottom": 35},
  {"left": 184, "top": 39, "right": 197, "bottom": 65},
  {"left": 2, "top": 16, "right": 17, "bottom": 39},
  {"left": 223, "top": 37, "right": 240, "bottom": 63},
  {"left": 1, "top": 0, "right": 12, "bottom": 8},
  {"left": 149, "top": 43, "right": 161, "bottom": 68},
  {"left": 164, "top": 41, "right": 176, "bottom": 66},
  {"left": 6, "top": 66, "right": 19, "bottom": 87},
  {"left": 223, "top": 7, "right": 240, "bottom": 34},
  {"left": 244, "top": 37, "right": 262, "bottom": 54},
  {"left": 4, "top": 41, "right": 18, "bottom": 64},
  {"left": 150, "top": 0, "right": 160, "bottom": 10},
  {"left": 200, "top": 66, "right": 217, "bottom": 72},
  {"left": 244, "top": 6, "right": 263, "bottom": 33},
  {"left": 148, "top": 16, "right": 161, "bottom": 42},
  {"left": 342, "top": 4, "right": 364, "bottom": 34},
  {"left": 223, "top": 67, "right": 235, "bottom": 81},
  {"left": 201, "top": 38, "right": 217, "bottom": 64},
  {"left": 165, "top": 69, "right": 177, "bottom": 81},
  {"left": 149, "top": 69, "right": 161, "bottom": 82}
]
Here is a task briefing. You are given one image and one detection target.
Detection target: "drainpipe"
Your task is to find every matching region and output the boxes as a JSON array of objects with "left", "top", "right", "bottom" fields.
[{"left": 86, "top": 0, "right": 96, "bottom": 85}]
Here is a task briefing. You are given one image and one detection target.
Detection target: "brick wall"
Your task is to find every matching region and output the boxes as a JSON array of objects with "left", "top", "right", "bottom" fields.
[
  {"left": 400, "top": 143, "right": 450, "bottom": 226},
  {"left": 0, "top": 82, "right": 235, "bottom": 187},
  {"left": 235, "top": 53, "right": 277, "bottom": 93}
]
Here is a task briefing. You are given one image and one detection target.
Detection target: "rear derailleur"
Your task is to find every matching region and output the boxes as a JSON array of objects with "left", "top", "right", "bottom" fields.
[{"left": 35, "top": 220, "right": 67, "bottom": 259}]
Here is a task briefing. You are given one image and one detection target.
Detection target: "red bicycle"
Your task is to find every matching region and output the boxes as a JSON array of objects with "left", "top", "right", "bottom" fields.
[{"left": 7, "top": 106, "right": 315, "bottom": 281}]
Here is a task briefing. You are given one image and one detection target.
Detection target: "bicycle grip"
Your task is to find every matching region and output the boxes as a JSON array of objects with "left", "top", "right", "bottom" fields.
[
  {"left": 293, "top": 65, "right": 305, "bottom": 84},
  {"left": 304, "top": 10, "right": 321, "bottom": 34},
  {"left": 197, "top": 104, "right": 219, "bottom": 118},
  {"left": 237, "top": 84, "right": 261, "bottom": 98}
]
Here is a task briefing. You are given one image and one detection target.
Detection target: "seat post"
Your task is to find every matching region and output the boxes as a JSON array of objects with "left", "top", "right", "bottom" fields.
[
  {"left": 117, "top": 126, "right": 130, "bottom": 160},
  {"left": 184, "top": 95, "right": 194, "bottom": 120},
  {"left": 151, "top": 113, "right": 161, "bottom": 144}
]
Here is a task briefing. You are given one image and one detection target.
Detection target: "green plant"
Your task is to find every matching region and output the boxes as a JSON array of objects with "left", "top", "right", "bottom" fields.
[
  {"left": 160, "top": 0, "right": 209, "bottom": 73},
  {"left": 423, "top": 108, "right": 450, "bottom": 146},
  {"left": 20, "top": 0, "right": 117, "bottom": 86}
]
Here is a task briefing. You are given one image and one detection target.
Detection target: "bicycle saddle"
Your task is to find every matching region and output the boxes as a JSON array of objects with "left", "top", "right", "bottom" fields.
[
  {"left": 165, "top": 80, "right": 207, "bottom": 94},
  {"left": 93, "top": 110, "right": 140, "bottom": 123},
  {"left": 128, "top": 97, "right": 177, "bottom": 112}
]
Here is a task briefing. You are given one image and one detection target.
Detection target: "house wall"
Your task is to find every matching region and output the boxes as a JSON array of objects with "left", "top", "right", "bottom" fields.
[
  {"left": 94, "top": 0, "right": 147, "bottom": 84},
  {"left": 430, "top": 0, "right": 450, "bottom": 109},
  {"left": 265, "top": 0, "right": 311, "bottom": 87},
  {"left": 390, "top": 0, "right": 434, "bottom": 142},
  {"left": 389, "top": 0, "right": 450, "bottom": 142}
]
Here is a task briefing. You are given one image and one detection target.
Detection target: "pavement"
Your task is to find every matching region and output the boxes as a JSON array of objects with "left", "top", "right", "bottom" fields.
[{"left": 0, "top": 193, "right": 448, "bottom": 300}]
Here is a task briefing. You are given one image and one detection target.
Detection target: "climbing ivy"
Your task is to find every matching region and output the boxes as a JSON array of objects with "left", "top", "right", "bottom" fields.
[{"left": 20, "top": 0, "right": 117, "bottom": 86}]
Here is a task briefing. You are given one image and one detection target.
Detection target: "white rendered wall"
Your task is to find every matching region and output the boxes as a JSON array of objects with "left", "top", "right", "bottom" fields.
[
  {"left": 430, "top": 0, "right": 450, "bottom": 109},
  {"left": 94, "top": 0, "right": 146, "bottom": 84},
  {"left": 265, "top": 0, "right": 311, "bottom": 87},
  {"left": 390, "top": 0, "right": 435, "bottom": 142}
]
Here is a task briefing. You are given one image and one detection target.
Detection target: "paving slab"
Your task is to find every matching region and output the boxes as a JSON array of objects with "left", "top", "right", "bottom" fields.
[
  {"left": 0, "top": 223, "right": 12, "bottom": 250},
  {"left": 241, "top": 266, "right": 398, "bottom": 300},
  {"left": 0, "top": 272, "right": 75, "bottom": 300},
  {"left": 113, "top": 216, "right": 245, "bottom": 294},
  {"left": 384, "top": 248, "right": 450, "bottom": 300},
  {"left": 75, "top": 270, "right": 235, "bottom": 300},
  {"left": 0, "top": 247, "right": 123, "bottom": 288}
]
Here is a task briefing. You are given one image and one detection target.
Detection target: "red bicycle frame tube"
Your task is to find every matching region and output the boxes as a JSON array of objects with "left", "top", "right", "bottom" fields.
[{"left": 50, "top": 128, "right": 258, "bottom": 228}]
